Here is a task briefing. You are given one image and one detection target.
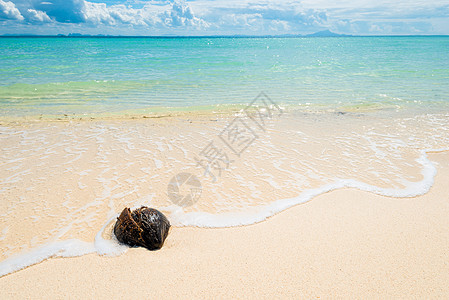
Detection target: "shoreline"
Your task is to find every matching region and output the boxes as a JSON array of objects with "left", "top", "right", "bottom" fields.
[
  {"left": 1, "top": 148, "right": 446, "bottom": 279},
  {"left": 0, "top": 110, "right": 448, "bottom": 290},
  {"left": 0, "top": 151, "right": 448, "bottom": 297},
  {"left": 1, "top": 101, "right": 448, "bottom": 126}
]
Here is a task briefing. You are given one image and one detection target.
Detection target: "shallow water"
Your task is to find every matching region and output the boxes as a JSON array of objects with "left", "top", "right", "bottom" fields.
[
  {"left": 0, "top": 109, "right": 448, "bottom": 276},
  {"left": 0, "top": 37, "right": 448, "bottom": 118}
]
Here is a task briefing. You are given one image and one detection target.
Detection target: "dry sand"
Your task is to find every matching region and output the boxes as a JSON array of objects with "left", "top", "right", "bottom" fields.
[{"left": 0, "top": 151, "right": 448, "bottom": 298}]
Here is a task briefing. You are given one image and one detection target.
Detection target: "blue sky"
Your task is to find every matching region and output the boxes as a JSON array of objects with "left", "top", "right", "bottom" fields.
[{"left": 0, "top": 0, "right": 448, "bottom": 35}]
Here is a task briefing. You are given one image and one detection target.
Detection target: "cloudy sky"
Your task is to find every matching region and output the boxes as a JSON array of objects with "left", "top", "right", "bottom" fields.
[{"left": 0, "top": 0, "right": 448, "bottom": 36}]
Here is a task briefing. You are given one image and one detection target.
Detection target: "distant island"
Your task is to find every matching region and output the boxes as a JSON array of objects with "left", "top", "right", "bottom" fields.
[
  {"left": 2, "top": 30, "right": 448, "bottom": 38},
  {"left": 0, "top": 30, "right": 349, "bottom": 38},
  {"left": 304, "top": 30, "right": 351, "bottom": 37},
  {"left": 0, "top": 30, "right": 347, "bottom": 38}
]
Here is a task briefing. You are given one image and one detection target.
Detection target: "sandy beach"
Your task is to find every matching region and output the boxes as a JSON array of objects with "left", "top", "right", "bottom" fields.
[
  {"left": 1, "top": 18, "right": 449, "bottom": 299},
  {"left": 0, "top": 142, "right": 448, "bottom": 298}
]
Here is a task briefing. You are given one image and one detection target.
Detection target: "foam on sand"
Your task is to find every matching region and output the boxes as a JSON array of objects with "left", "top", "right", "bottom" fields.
[{"left": 0, "top": 112, "right": 448, "bottom": 277}]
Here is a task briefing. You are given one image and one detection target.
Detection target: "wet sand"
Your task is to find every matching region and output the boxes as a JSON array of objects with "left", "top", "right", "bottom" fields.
[
  {"left": 0, "top": 112, "right": 448, "bottom": 297},
  {"left": 0, "top": 151, "right": 448, "bottom": 298}
]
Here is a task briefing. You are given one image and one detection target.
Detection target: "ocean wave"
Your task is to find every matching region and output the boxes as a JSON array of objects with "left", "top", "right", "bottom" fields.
[{"left": 0, "top": 112, "right": 448, "bottom": 278}]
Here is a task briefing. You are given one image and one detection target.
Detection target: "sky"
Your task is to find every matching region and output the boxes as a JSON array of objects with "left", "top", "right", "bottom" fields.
[{"left": 0, "top": 0, "right": 448, "bottom": 36}]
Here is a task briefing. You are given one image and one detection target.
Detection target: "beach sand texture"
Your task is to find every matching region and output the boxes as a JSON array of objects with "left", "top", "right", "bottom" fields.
[
  {"left": 0, "top": 111, "right": 448, "bottom": 297},
  {"left": 0, "top": 148, "right": 448, "bottom": 298}
]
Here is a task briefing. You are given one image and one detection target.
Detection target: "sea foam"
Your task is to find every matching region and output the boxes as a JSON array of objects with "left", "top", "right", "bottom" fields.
[{"left": 0, "top": 148, "right": 444, "bottom": 278}]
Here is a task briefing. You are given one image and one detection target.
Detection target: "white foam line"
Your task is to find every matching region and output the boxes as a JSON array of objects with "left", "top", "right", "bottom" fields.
[
  {"left": 170, "top": 148, "right": 442, "bottom": 228},
  {"left": 94, "top": 214, "right": 128, "bottom": 256},
  {"left": 0, "top": 214, "right": 128, "bottom": 279},
  {"left": 0, "top": 149, "right": 446, "bottom": 278},
  {"left": 0, "top": 240, "right": 95, "bottom": 278}
]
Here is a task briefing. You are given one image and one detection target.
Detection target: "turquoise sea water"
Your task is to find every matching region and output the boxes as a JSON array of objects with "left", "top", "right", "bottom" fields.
[{"left": 0, "top": 36, "right": 448, "bottom": 118}]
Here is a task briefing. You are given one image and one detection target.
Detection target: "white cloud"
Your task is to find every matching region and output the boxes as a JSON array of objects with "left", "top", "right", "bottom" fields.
[
  {"left": 190, "top": 0, "right": 328, "bottom": 34},
  {"left": 168, "top": 1, "right": 208, "bottom": 28},
  {"left": 0, "top": 0, "right": 24, "bottom": 21},
  {"left": 83, "top": 2, "right": 115, "bottom": 25},
  {"left": 108, "top": 5, "right": 148, "bottom": 26},
  {"left": 31, "top": 0, "right": 209, "bottom": 30},
  {"left": 0, "top": 0, "right": 448, "bottom": 35},
  {"left": 269, "top": 20, "right": 290, "bottom": 32},
  {"left": 26, "top": 9, "right": 52, "bottom": 23}
]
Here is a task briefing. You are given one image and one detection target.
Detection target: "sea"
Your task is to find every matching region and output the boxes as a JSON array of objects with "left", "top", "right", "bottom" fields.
[
  {"left": 0, "top": 36, "right": 448, "bottom": 277},
  {"left": 1, "top": 36, "right": 448, "bottom": 118}
]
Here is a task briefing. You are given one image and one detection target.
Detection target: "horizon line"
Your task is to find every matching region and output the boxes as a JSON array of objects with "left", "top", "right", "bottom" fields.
[{"left": 1, "top": 34, "right": 449, "bottom": 38}]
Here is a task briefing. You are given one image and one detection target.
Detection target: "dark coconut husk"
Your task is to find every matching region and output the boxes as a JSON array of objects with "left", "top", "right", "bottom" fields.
[{"left": 113, "top": 206, "right": 170, "bottom": 250}]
